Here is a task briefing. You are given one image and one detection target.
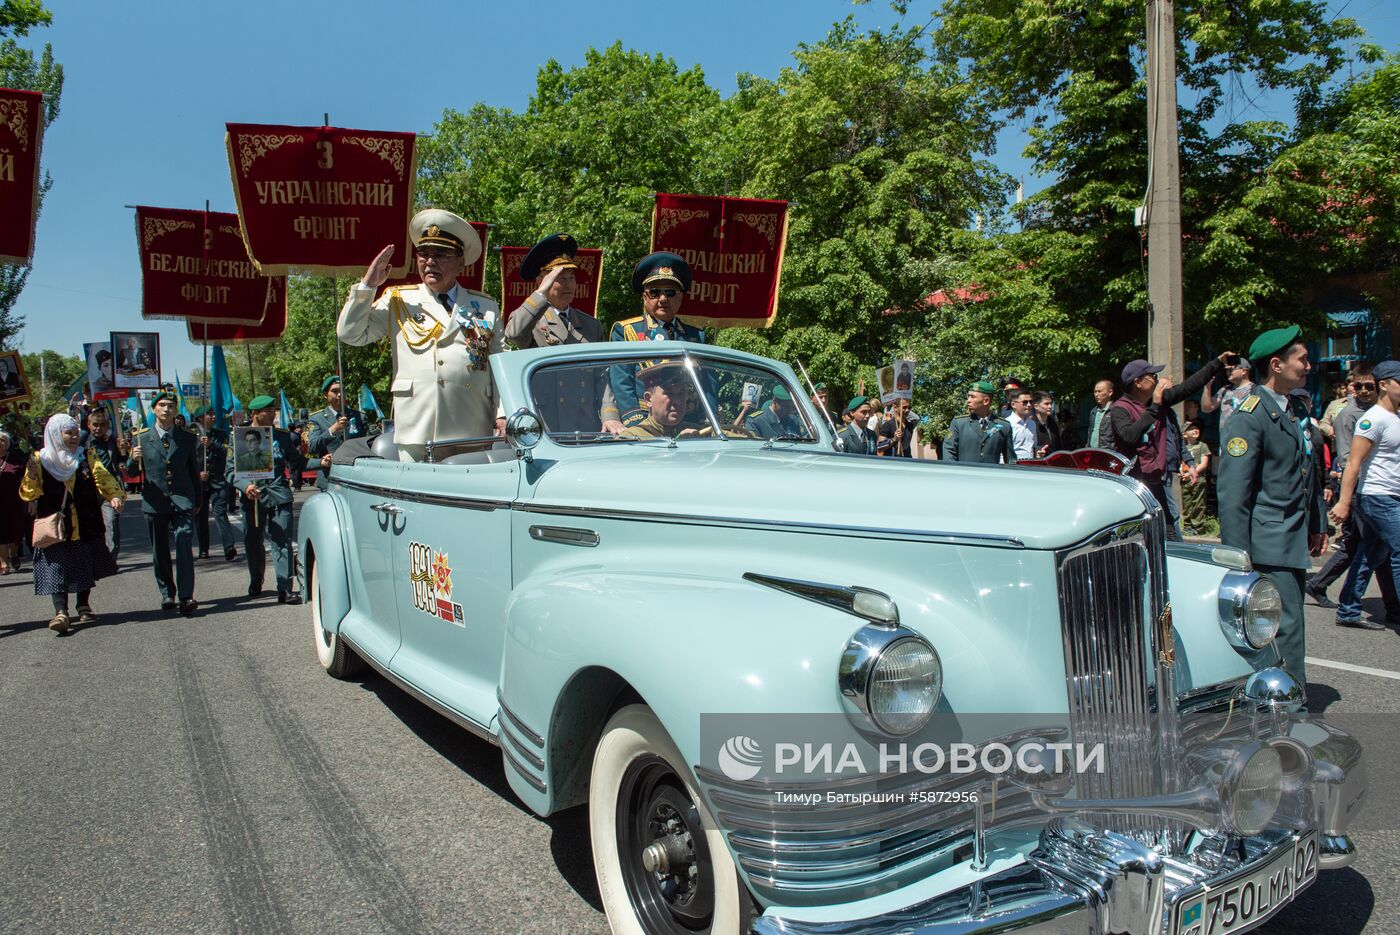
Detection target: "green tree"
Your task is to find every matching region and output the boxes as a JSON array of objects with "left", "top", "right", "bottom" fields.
[
  {"left": 18, "top": 348, "right": 82, "bottom": 414},
  {"left": 932, "top": 0, "right": 1365, "bottom": 363},
  {"left": 0, "top": 30, "right": 63, "bottom": 348},
  {"left": 261, "top": 276, "right": 392, "bottom": 411}
]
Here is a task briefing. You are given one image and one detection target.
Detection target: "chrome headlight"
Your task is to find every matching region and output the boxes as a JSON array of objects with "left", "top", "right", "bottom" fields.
[
  {"left": 1217, "top": 571, "right": 1281, "bottom": 651},
  {"left": 1224, "top": 744, "right": 1286, "bottom": 836},
  {"left": 839, "top": 625, "right": 942, "bottom": 736}
]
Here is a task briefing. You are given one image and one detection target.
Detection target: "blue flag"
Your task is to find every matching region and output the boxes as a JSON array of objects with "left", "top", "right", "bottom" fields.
[
  {"left": 209, "top": 345, "right": 234, "bottom": 431},
  {"left": 174, "top": 371, "right": 191, "bottom": 421},
  {"left": 279, "top": 389, "right": 293, "bottom": 429},
  {"left": 358, "top": 384, "right": 381, "bottom": 420}
]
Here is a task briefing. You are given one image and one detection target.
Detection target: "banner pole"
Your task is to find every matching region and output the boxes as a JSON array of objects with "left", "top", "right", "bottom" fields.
[
  {"left": 333, "top": 275, "right": 343, "bottom": 385},
  {"left": 247, "top": 343, "right": 255, "bottom": 398},
  {"left": 202, "top": 322, "right": 209, "bottom": 472}
]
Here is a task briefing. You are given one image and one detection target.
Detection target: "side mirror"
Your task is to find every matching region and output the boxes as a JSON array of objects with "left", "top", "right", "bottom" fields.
[{"left": 505, "top": 408, "right": 544, "bottom": 462}]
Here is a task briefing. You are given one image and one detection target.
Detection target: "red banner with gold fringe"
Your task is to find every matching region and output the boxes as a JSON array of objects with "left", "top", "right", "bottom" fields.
[
  {"left": 136, "top": 207, "right": 277, "bottom": 324},
  {"left": 498, "top": 246, "right": 603, "bottom": 323},
  {"left": 185, "top": 277, "right": 287, "bottom": 344},
  {"left": 225, "top": 123, "right": 417, "bottom": 277},
  {"left": 649, "top": 193, "right": 788, "bottom": 329},
  {"left": 375, "top": 220, "right": 490, "bottom": 298},
  {"left": 0, "top": 88, "right": 45, "bottom": 265}
]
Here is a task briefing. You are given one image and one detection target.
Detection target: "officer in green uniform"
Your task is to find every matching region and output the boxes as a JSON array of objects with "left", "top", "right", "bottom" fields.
[
  {"left": 306, "top": 375, "right": 367, "bottom": 492},
  {"left": 125, "top": 388, "right": 200, "bottom": 614},
  {"left": 944, "top": 381, "right": 1018, "bottom": 464},
  {"left": 232, "top": 395, "right": 300, "bottom": 603},
  {"left": 744, "top": 385, "right": 809, "bottom": 439},
  {"left": 1217, "top": 325, "right": 1327, "bottom": 688},
  {"left": 605, "top": 253, "right": 707, "bottom": 428},
  {"left": 192, "top": 405, "right": 238, "bottom": 561},
  {"left": 620, "top": 362, "right": 706, "bottom": 439},
  {"left": 837, "top": 396, "right": 878, "bottom": 454}
]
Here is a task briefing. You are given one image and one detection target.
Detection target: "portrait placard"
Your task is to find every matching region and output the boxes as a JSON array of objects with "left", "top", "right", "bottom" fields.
[
  {"left": 226, "top": 122, "right": 418, "bottom": 277},
  {"left": 741, "top": 382, "right": 762, "bottom": 405},
  {"left": 650, "top": 193, "right": 789, "bottom": 329},
  {"left": 85, "top": 340, "right": 125, "bottom": 401},
  {"left": 892, "top": 359, "right": 915, "bottom": 402},
  {"left": 0, "top": 349, "right": 30, "bottom": 404},
  {"left": 233, "top": 425, "right": 274, "bottom": 483},
  {"left": 498, "top": 246, "right": 603, "bottom": 322},
  {"left": 0, "top": 88, "right": 45, "bottom": 265},
  {"left": 110, "top": 331, "right": 161, "bottom": 389}
]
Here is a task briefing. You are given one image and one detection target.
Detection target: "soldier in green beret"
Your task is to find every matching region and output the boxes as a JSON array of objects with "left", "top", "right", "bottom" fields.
[
  {"left": 837, "top": 396, "right": 878, "bottom": 454},
  {"left": 944, "top": 381, "right": 1017, "bottom": 463},
  {"left": 192, "top": 404, "right": 238, "bottom": 561},
  {"left": 125, "top": 388, "right": 201, "bottom": 614},
  {"left": 232, "top": 395, "right": 300, "bottom": 603},
  {"left": 743, "top": 384, "right": 809, "bottom": 440},
  {"left": 306, "top": 375, "right": 367, "bottom": 492},
  {"left": 1217, "top": 325, "right": 1327, "bottom": 687}
]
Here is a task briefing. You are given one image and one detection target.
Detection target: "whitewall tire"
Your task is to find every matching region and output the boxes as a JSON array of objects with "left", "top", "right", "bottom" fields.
[{"left": 310, "top": 560, "right": 362, "bottom": 679}]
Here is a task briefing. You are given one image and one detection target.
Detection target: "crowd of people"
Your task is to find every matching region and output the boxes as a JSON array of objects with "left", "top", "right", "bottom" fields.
[{"left": 3, "top": 204, "right": 1393, "bottom": 698}]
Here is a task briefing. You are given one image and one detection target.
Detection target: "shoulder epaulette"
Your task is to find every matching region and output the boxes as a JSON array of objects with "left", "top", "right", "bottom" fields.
[
  {"left": 618, "top": 317, "right": 644, "bottom": 341},
  {"left": 1238, "top": 395, "right": 1261, "bottom": 413},
  {"left": 464, "top": 288, "right": 496, "bottom": 304},
  {"left": 133, "top": 426, "right": 150, "bottom": 435}
]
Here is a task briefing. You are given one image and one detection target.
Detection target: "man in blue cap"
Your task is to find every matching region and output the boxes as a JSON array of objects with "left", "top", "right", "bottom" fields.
[
  {"left": 944, "top": 382, "right": 1017, "bottom": 463},
  {"left": 743, "top": 384, "right": 809, "bottom": 440},
  {"left": 306, "top": 374, "right": 366, "bottom": 492},
  {"left": 1218, "top": 326, "right": 1327, "bottom": 685},
  {"left": 1111, "top": 349, "right": 1237, "bottom": 538},
  {"left": 126, "top": 387, "right": 200, "bottom": 615},
  {"left": 232, "top": 395, "right": 300, "bottom": 604},
  {"left": 604, "top": 252, "right": 706, "bottom": 428}
]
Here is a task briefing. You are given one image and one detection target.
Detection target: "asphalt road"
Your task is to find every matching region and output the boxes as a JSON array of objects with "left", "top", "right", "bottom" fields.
[{"left": 0, "top": 492, "right": 1396, "bottom": 934}]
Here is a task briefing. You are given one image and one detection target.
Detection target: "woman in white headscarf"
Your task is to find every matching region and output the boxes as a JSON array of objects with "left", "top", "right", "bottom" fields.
[{"left": 19, "top": 414, "right": 125, "bottom": 633}]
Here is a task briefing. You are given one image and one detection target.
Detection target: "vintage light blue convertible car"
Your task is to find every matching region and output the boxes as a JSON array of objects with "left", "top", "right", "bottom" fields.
[{"left": 299, "top": 341, "right": 1365, "bottom": 935}]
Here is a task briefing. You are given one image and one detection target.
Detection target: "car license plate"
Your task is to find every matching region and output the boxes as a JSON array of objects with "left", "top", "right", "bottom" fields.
[{"left": 1172, "top": 831, "right": 1318, "bottom": 935}]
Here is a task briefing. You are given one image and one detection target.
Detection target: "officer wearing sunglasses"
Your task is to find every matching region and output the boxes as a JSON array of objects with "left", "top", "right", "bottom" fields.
[{"left": 604, "top": 252, "right": 707, "bottom": 428}]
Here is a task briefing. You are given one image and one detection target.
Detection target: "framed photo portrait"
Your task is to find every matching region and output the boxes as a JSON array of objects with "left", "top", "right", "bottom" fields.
[
  {"left": 110, "top": 331, "right": 161, "bottom": 389},
  {"left": 0, "top": 350, "right": 30, "bottom": 404},
  {"left": 85, "top": 341, "right": 125, "bottom": 401},
  {"left": 233, "top": 425, "right": 274, "bottom": 484}
]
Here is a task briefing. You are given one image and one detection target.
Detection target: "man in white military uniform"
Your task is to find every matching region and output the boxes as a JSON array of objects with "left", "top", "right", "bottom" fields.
[{"left": 338, "top": 209, "right": 503, "bottom": 461}]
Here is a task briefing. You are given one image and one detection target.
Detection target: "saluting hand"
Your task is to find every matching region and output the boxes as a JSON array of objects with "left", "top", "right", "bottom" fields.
[
  {"left": 361, "top": 243, "right": 396, "bottom": 289},
  {"left": 537, "top": 266, "right": 563, "bottom": 296}
]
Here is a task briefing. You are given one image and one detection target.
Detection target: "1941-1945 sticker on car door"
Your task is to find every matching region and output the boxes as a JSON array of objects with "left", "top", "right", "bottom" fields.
[{"left": 408, "top": 541, "right": 465, "bottom": 626}]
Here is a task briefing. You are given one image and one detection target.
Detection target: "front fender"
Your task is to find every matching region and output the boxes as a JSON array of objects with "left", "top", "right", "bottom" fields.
[
  {"left": 299, "top": 491, "right": 351, "bottom": 634},
  {"left": 1166, "top": 551, "right": 1280, "bottom": 693}
]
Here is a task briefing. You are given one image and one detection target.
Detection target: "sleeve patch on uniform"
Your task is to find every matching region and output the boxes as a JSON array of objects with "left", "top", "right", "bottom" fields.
[
  {"left": 1359, "top": 418, "right": 1372, "bottom": 431},
  {"left": 1238, "top": 396, "right": 1260, "bottom": 413},
  {"left": 1226, "top": 437, "right": 1248, "bottom": 456}
]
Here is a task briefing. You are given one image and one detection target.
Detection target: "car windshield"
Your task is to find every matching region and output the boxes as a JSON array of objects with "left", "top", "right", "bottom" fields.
[{"left": 528, "top": 354, "right": 819, "bottom": 444}]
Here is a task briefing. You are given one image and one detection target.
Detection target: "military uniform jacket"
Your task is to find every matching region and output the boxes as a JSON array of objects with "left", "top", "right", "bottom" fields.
[
  {"left": 603, "top": 313, "right": 706, "bottom": 424},
  {"left": 944, "top": 415, "right": 1018, "bottom": 464},
  {"left": 838, "top": 424, "right": 878, "bottom": 455},
  {"left": 504, "top": 293, "right": 600, "bottom": 348},
  {"left": 226, "top": 427, "right": 295, "bottom": 508},
  {"left": 747, "top": 404, "right": 807, "bottom": 439},
  {"left": 307, "top": 405, "right": 366, "bottom": 488},
  {"left": 338, "top": 282, "right": 504, "bottom": 446},
  {"left": 1217, "top": 390, "right": 1326, "bottom": 570},
  {"left": 127, "top": 425, "right": 201, "bottom": 516}
]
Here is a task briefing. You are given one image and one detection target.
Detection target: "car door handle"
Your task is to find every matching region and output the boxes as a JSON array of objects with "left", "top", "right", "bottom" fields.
[{"left": 370, "top": 502, "right": 403, "bottom": 516}]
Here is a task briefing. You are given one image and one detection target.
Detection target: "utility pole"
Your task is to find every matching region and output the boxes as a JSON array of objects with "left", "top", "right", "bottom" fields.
[{"left": 1144, "top": 0, "right": 1184, "bottom": 385}]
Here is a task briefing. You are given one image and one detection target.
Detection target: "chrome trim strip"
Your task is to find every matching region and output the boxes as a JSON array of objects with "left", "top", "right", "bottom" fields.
[
  {"left": 500, "top": 721, "right": 546, "bottom": 771},
  {"left": 742, "top": 573, "right": 898, "bottom": 624},
  {"left": 339, "top": 631, "right": 499, "bottom": 747},
  {"left": 529, "top": 524, "right": 600, "bottom": 548},
  {"left": 496, "top": 693, "right": 545, "bottom": 748},
  {"left": 500, "top": 741, "right": 548, "bottom": 793},
  {"left": 336, "top": 478, "right": 510, "bottom": 512},
  {"left": 515, "top": 502, "right": 1026, "bottom": 549}
]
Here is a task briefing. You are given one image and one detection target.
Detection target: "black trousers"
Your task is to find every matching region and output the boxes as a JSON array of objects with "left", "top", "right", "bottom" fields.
[{"left": 1141, "top": 476, "right": 1182, "bottom": 542}]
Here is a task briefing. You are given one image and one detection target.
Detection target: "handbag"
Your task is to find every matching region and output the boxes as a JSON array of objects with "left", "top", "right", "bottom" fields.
[{"left": 31, "top": 488, "right": 70, "bottom": 549}]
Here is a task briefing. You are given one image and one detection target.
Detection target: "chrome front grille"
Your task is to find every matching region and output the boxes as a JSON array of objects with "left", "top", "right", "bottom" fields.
[{"left": 1056, "top": 482, "right": 1175, "bottom": 833}]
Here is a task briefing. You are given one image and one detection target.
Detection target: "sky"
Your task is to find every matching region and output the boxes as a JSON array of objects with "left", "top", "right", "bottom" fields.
[{"left": 9, "top": 0, "right": 1397, "bottom": 396}]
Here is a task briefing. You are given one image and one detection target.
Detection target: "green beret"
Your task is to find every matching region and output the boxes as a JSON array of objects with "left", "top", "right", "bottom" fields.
[
  {"left": 972, "top": 380, "right": 998, "bottom": 396},
  {"left": 192, "top": 404, "right": 209, "bottom": 418},
  {"left": 321, "top": 374, "right": 342, "bottom": 393},
  {"left": 1247, "top": 325, "right": 1303, "bottom": 365},
  {"left": 248, "top": 394, "right": 275, "bottom": 411},
  {"left": 151, "top": 389, "right": 177, "bottom": 405},
  {"left": 813, "top": 382, "right": 826, "bottom": 391},
  {"left": 845, "top": 395, "right": 869, "bottom": 413},
  {"left": 772, "top": 384, "right": 792, "bottom": 401}
]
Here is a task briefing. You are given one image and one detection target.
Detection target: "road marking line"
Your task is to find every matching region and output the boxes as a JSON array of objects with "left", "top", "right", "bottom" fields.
[{"left": 1306, "top": 657, "right": 1400, "bottom": 681}]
